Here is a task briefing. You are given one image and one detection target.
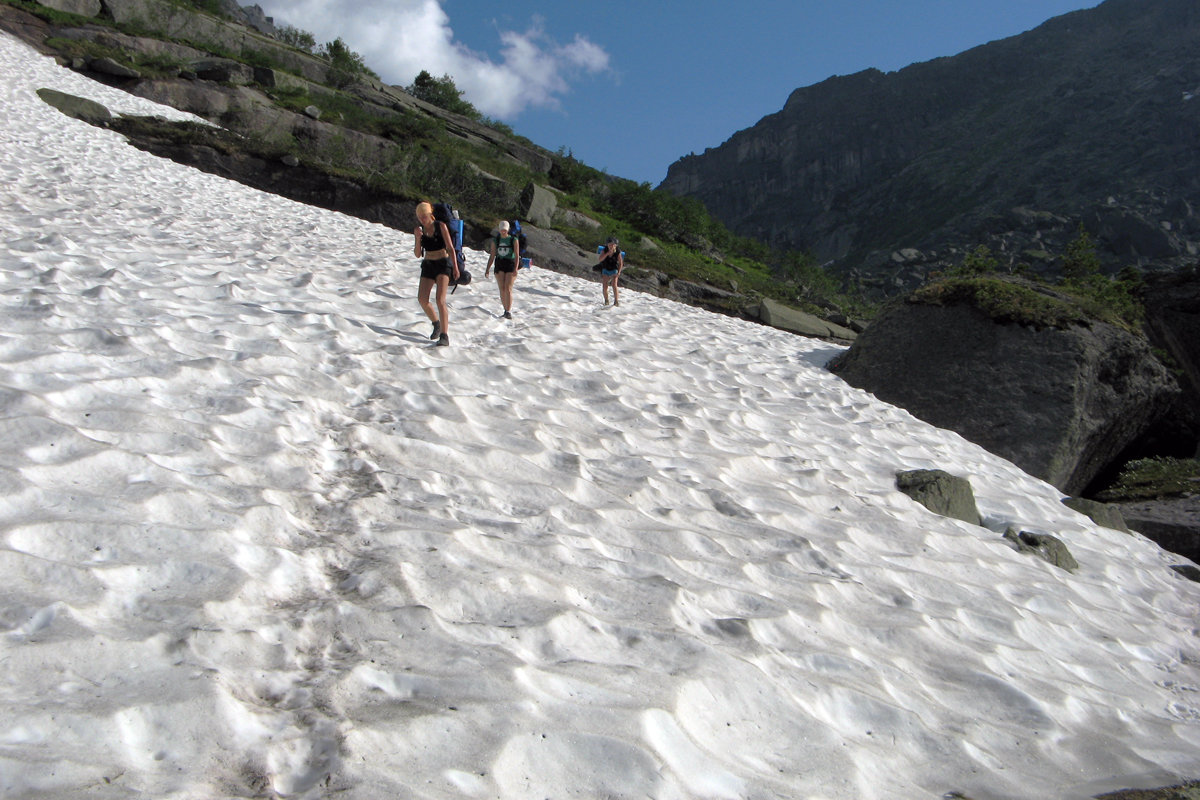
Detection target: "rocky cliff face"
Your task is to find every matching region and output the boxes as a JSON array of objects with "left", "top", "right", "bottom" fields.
[
  {"left": 828, "top": 279, "right": 1184, "bottom": 496},
  {"left": 660, "top": 0, "right": 1200, "bottom": 295}
]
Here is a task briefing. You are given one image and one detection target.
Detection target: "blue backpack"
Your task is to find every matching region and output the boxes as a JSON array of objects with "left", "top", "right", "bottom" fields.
[
  {"left": 432, "top": 202, "right": 470, "bottom": 289},
  {"left": 510, "top": 220, "right": 531, "bottom": 269}
]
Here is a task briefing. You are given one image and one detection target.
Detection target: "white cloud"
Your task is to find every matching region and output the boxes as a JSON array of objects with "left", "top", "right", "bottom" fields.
[{"left": 258, "top": 0, "right": 610, "bottom": 119}]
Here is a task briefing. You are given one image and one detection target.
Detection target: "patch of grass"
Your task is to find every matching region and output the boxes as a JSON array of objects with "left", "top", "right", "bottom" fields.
[
  {"left": 45, "top": 36, "right": 187, "bottom": 78},
  {"left": 1094, "top": 457, "right": 1200, "bottom": 502},
  {"left": 110, "top": 115, "right": 298, "bottom": 162},
  {"left": 909, "top": 276, "right": 1090, "bottom": 329}
]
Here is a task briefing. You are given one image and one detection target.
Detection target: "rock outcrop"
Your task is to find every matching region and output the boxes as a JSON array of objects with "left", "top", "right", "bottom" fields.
[
  {"left": 895, "top": 469, "right": 980, "bottom": 525},
  {"left": 35, "top": 87, "right": 111, "bottom": 124},
  {"left": 1116, "top": 496, "right": 1200, "bottom": 564},
  {"left": 831, "top": 281, "right": 1182, "bottom": 495},
  {"left": 1003, "top": 528, "right": 1079, "bottom": 572},
  {"left": 1141, "top": 268, "right": 1200, "bottom": 453},
  {"left": 757, "top": 298, "right": 857, "bottom": 341}
]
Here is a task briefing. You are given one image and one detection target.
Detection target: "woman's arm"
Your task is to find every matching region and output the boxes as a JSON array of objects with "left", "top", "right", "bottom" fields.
[
  {"left": 414, "top": 227, "right": 423, "bottom": 259},
  {"left": 440, "top": 221, "right": 459, "bottom": 278}
]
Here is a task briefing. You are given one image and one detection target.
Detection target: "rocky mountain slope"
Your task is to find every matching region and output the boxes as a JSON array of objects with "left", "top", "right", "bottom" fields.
[
  {"left": 660, "top": 0, "right": 1200, "bottom": 296},
  {"left": 4, "top": 0, "right": 852, "bottom": 335}
]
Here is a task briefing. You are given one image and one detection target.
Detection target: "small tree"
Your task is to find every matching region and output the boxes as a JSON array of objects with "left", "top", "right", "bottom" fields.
[
  {"left": 1062, "top": 224, "right": 1101, "bottom": 283},
  {"left": 407, "top": 70, "right": 480, "bottom": 119},
  {"left": 955, "top": 244, "right": 1001, "bottom": 276},
  {"left": 277, "top": 24, "right": 316, "bottom": 53},
  {"left": 319, "top": 37, "right": 377, "bottom": 79}
]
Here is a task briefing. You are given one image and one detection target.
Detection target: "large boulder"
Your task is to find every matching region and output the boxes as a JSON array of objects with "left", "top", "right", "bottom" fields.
[
  {"left": 1003, "top": 528, "right": 1079, "bottom": 572},
  {"left": 520, "top": 182, "right": 557, "bottom": 228},
  {"left": 36, "top": 87, "right": 111, "bottom": 124},
  {"left": 758, "top": 298, "right": 857, "bottom": 341},
  {"left": 895, "top": 469, "right": 981, "bottom": 525},
  {"left": 830, "top": 281, "right": 1181, "bottom": 495},
  {"left": 1062, "top": 496, "right": 1130, "bottom": 532}
]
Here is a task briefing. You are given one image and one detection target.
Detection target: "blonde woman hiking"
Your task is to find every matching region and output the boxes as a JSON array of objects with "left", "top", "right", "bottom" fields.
[{"left": 414, "top": 201, "right": 459, "bottom": 346}]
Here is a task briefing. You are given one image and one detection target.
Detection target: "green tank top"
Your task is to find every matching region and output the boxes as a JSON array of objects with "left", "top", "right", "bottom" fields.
[{"left": 495, "top": 234, "right": 515, "bottom": 259}]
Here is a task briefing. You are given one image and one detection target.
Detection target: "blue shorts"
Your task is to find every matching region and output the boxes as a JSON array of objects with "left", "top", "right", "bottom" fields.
[{"left": 601, "top": 269, "right": 619, "bottom": 277}]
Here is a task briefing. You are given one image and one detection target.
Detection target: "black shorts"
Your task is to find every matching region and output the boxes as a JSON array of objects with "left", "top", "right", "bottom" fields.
[
  {"left": 420, "top": 258, "right": 452, "bottom": 280},
  {"left": 494, "top": 258, "right": 516, "bottom": 274}
]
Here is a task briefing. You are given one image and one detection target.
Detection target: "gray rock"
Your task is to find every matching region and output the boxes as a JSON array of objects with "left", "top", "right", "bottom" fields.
[
  {"left": 555, "top": 208, "right": 602, "bottom": 230},
  {"left": 895, "top": 469, "right": 981, "bottom": 525},
  {"left": 251, "top": 65, "right": 276, "bottom": 88},
  {"left": 1171, "top": 564, "right": 1200, "bottom": 583},
  {"left": 35, "top": 87, "right": 111, "bottom": 124},
  {"left": 190, "top": 58, "right": 253, "bottom": 84},
  {"left": 303, "top": 105, "right": 321, "bottom": 120},
  {"left": 759, "top": 298, "right": 857, "bottom": 340},
  {"left": 520, "top": 182, "right": 557, "bottom": 228},
  {"left": 1142, "top": 269, "right": 1200, "bottom": 443},
  {"left": 1003, "top": 528, "right": 1079, "bottom": 572},
  {"left": 216, "top": 0, "right": 275, "bottom": 36},
  {"left": 831, "top": 288, "right": 1180, "bottom": 495},
  {"left": 667, "top": 279, "right": 738, "bottom": 304},
  {"left": 1116, "top": 495, "right": 1200, "bottom": 563},
  {"left": 36, "top": 0, "right": 101, "bottom": 17},
  {"left": 89, "top": 56, "right": 140, "bottom": 79},
  {"left": 1062, "top": 497, "right": 1130, "bottom": 532}
]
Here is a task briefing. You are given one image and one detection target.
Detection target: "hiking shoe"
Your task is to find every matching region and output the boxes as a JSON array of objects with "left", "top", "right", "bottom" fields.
[
  {"left": 503, "top": 311, "right": 512, "bottom": 320},
  {"left": 430, "top": 320, "right": 441, "bottom": 340},
  {"left": 437, "top": 333, "right": 450, "bottom": 347}
]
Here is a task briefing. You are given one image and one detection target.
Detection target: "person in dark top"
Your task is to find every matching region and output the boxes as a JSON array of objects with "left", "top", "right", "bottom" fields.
[
  {"left": 598, "top": 236, "right": 623, "bottom": 306},
  {"left": 485, "top": 220, "right": 520, "bottom": 319},
  {"left": 414, "top": 201, "right": 459, "bottom": 346}
]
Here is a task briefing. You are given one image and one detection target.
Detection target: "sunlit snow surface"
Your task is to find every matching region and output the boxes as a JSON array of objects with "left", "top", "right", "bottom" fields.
[{"left": 1, "top": 31, "right": 1198, "bottom": 800}]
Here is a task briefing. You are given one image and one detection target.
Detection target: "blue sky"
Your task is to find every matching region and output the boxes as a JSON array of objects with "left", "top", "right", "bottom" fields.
[{"left": 256, "top": 0, "right": 1101, "bottom": 185}]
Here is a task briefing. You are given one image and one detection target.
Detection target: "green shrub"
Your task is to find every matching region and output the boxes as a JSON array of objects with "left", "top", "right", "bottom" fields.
[
  {"left": 319, "top": 37, "right": 377, "bottom": 80},
  {"left": 910, "top": 277, "right": 1089, "bottom": 329},
  {"left": 950, "top": 244, "right": 1001, "bottom": 276},
  {"left": 406, "top": 70, "right": 480, "bottom": 119},
  {"left": 1094, "top": 457, "right": 1200, "bottom": 501},
  {"left": 276, "top": 24, "right": 316, "bottom": 53}
]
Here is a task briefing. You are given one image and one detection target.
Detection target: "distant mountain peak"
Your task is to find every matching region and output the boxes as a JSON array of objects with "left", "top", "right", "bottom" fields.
[{"left": 660, "top": 0, "right": 1200, "bottom": 296}]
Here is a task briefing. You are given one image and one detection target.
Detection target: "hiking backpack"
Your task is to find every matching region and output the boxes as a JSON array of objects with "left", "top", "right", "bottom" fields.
[
  {"left": 511, "top": 220, "right": 530, "bottom": 268},
  {"left": 432, "top": 201, "right": 471, "bottom": 289}
]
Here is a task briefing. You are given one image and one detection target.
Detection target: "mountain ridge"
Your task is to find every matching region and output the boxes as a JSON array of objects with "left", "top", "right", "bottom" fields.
[{"left": 660, "top": 0, "right": 1200, "bottom": 296}]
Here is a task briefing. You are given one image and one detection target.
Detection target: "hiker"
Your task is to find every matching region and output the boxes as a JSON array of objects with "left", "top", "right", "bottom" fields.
[
  {"left": 485, "top": 219, "right": 520, "bottom": 319},
  {"left": 598, "top": 236, "right": 623, "bottom": 306},
  {"left": 414, "top": 201, "right": 459, "bottom": 346}
]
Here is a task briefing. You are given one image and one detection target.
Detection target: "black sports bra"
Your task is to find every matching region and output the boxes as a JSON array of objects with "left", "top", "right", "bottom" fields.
[{"left": 420, "top": 224, "right": 445, "bottom": 252}]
